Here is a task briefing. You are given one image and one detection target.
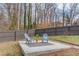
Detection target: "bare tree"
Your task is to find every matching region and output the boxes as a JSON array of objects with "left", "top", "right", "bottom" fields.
[
  {"left": 67, "top": 3, "right": 78, "bottom": 26},
  {"left": 19, "top": 3, "right": 23, "bottom": 30},
  {"left": 62, "top": 3, "right": 66, "bottom": 26},
  {"left": 28, "top": 3, "right": 32, "bottom": 29}
]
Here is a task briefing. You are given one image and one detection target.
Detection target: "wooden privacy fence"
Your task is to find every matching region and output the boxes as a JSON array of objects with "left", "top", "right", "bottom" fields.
[
  {"left": 35, "top": 25, "right": 79, "bottom": 36},
  {"left": 1, "top": 25, "right": 79, "bottom": 42},
  {"left": 0, "top": 29, "right": 35, "bottom": 42},
  {"left": 0, "top": 30, "right": 25, "bottom": 42}
]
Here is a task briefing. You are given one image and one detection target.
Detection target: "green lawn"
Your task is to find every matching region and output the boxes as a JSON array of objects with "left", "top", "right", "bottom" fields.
[
  {"left": 49, "top": 35, "right": 79, "bottom": 45},
  {"left": 32, "top": 35, "right": 79, "bottom": 45}
]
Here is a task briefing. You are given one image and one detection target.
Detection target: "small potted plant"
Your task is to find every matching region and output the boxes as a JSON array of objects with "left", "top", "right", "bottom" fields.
[{"left": 35, "top": 34, "right": 39, "bottom": 43}]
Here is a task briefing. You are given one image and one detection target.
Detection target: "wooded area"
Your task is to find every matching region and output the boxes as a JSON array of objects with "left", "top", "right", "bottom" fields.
[{"left": 0, "top": 3, "right": 79, "bottom": 30}]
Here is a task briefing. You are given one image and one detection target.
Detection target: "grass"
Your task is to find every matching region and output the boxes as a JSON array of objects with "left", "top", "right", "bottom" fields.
[
  {"left": 49, "top": 35, "right": 79, "bottom": 45},
  {"left": 32, "top": 35, "right": 79, "bottom": 45},
  {"left": 0, "top": 41, "right": 22, "bottom": 56},
  {"left": 32, "top": 35, "right": 79, "bottom": 56},
  {"left": 0, "top": 35, "right": 79, "bottom": 56},
  {"left": 1, "top": 41, "right": 79, "bottom": 56}
]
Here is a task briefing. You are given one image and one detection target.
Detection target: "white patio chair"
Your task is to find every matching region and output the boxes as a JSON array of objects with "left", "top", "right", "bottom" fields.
[
  {"left": 24, "top": 33, "right": 34, "bottom": 44},
  {"left": 42, "top": 33, "right": 48, "bottom": 43}
]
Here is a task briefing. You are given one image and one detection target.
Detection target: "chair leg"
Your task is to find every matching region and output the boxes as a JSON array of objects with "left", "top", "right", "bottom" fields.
[{"left": 42, "top": 40, "right": 43, "bottom": 43}]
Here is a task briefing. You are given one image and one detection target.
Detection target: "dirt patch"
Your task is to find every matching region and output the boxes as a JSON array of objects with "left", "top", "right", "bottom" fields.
[{"left": 39, "top": 48, "right": 79, "bottom": 56}]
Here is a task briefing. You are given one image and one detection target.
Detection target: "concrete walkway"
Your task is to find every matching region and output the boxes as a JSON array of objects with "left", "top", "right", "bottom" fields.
[{"left": 19, "top": 40, "right": 73, "bottom": 56}]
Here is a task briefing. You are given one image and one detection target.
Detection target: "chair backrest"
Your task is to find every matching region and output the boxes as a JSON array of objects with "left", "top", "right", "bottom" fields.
[
  {"left": 42, "top": 33, "right": 48, "bottom": 42},
  {"left": 24, "top": 33, "right": 32, "bottom": 44}
]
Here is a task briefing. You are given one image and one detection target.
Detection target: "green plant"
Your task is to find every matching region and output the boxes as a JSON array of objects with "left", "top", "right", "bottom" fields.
[{"left": 35, "top": 34, "right": 40, "bottom": 42}]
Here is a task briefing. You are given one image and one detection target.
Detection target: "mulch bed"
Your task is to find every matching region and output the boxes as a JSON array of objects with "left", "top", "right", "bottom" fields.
[
  {"left": 38, "top": 48, "right": 79, "bottom": 56},
  {"left": 28, "top": 42, "right": 53, "bottom": 47}
]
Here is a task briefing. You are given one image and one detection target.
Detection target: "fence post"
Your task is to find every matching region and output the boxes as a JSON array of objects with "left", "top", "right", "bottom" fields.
[
  {"left": 67, "top": 26, "right": 70, "bottom": 35},
  {"left": 14, "top": 31, "right": 16, "bottom": 41},
  {"left": 55, "top": 27, "right": 57, "bottom": 35}
]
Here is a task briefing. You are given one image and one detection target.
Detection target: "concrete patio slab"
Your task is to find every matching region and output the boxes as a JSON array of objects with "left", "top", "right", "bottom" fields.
[{"left": 19, "top": 41, "right": 72, "bottom": 56}]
